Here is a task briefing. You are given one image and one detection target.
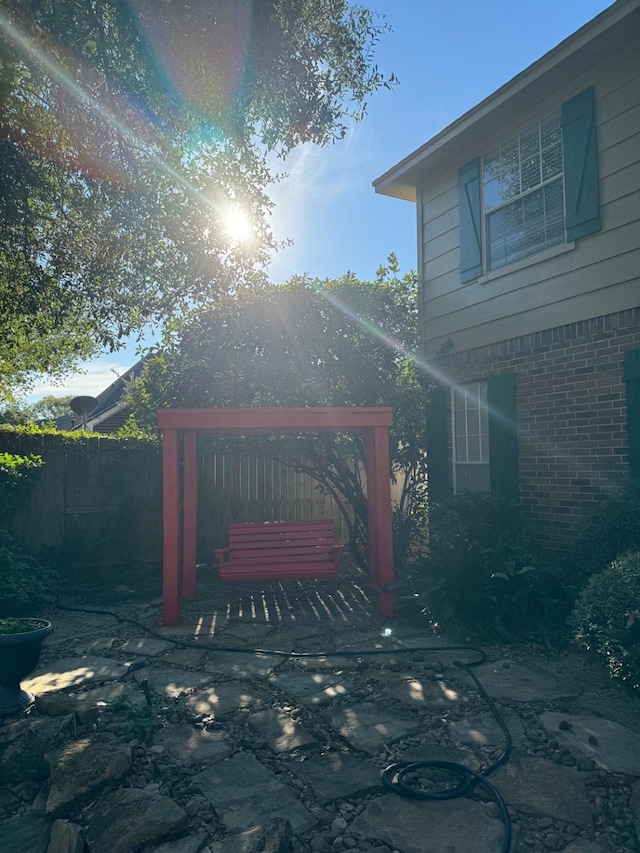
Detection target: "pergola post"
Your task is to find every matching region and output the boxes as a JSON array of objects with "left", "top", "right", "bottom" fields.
[
  {"left": 366, "top": 425, "right": 395, "bottom": 618},
  {"left": 182, "top": 430, "right": 198, "bottom": 600},
  {"left": 161, "top": 428, "right": 180, "bottom": 625}
]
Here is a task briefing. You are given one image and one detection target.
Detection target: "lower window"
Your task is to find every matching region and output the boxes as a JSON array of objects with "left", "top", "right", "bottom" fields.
[{"left": 452, "top": 381, "right": 490, "bottom": 493}]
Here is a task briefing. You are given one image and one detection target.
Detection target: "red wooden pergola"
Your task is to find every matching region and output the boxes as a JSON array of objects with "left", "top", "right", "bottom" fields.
[{"left": 157, "top": 407, "right": 396, "bottom": 625}]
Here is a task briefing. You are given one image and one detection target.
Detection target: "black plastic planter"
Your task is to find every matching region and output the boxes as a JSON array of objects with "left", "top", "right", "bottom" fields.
[{"left": 0, "top": 618, "right": 53, "bottom": 715}]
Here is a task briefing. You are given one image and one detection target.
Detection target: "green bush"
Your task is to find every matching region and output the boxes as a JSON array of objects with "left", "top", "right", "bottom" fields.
[
  {"left": 583, "top": 481, "right": 640, "bottom": 569},
  {"left": 0, "top": 531, "right": 59, "bottom": 616},
  {"left": 572, "top": 551, "right": 640, "bottom": 690},
  {"left": 404, "top": 493, "right": 571, "bottom": 642},
  {"left": 0, "top": 451, "right": 43, "bottom": 526}
]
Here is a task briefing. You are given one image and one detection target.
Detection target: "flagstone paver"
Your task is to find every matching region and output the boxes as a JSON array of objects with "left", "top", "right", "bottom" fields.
[
  {"left": 321, "top": 701, "right": 422, "bottom": 752},
  {"left": 23, "top": 656, "right": 129, "bottom": 694},
  {"left": 248, "top": 707, "right": 320, "bottom": 752},
  {"left": 288, "top": 750, "right": 383, "bottom": 802},
  {"left": 349, "top": 794, "right": 505, "bottom": 853},
  {"left": 153, "top": 723, "right": 233, "bottom": 764},
  {"left": 193, "top": 753, "right": 316, "bottom": 834},
  {"left": 491, "top": 755, "right": 593, "bottom": 827},
  {"left": 121, "top": 637, "right": 173, "bottom": 656},
  {"left": 201, "top": 651, "right": 282, "bottom": 679},
  {"left": 372, "top": 672, "right": 468, "bottom": 710},
  {"left": 134, "top": 668, "right": 213, "bottom": 698},
  {"left": 1, "top": 813, "right": 52, "bottom": 852},
  {"left": 540, "top": 711, "right": 640, "bottom": 776},
  {"left": 268, "top": 670, "right": 356, "bottom": 707},
  {"left": 159, "top": 647, "right": 207, "bottom": 668},
  {"left": 186, "top": 682, "right": 268, "bottom": 717},
  {"left": 474, "top": 659, "right": 582, "bottom": 703}
]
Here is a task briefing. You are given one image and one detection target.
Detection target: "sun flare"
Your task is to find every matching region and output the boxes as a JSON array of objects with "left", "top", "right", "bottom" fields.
[{"left": 222, "top": 206, "right": 253, "bottom": 243}]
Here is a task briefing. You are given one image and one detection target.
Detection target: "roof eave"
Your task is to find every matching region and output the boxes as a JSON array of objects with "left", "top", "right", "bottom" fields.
[{"left": 373, "top": 0, "right": 640, "bottom": 199}]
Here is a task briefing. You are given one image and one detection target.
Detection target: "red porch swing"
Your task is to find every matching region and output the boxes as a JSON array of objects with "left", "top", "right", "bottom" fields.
[{"left": 157, "top": 407, "right": 396, "bottom": 625}]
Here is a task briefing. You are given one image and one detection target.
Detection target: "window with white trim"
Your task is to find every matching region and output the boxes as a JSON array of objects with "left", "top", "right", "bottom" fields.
[
  {"left": 452, "top": 381, "right": 490, "bottom": 493},
  {"left": 457, "top": 86, "right": 601, "bottom": 285},
  {"left": 483, "top": 115, "right": 565, "bottom": 271}
]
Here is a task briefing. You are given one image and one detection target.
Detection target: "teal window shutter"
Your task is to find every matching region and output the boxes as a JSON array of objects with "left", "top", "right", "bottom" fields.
[
  {"left": 426, "top": 383, "right": 450, "bottom": 501},
  {"left": 487, "top": 374, "right": 519, "bottom": 502},
  {"left": 561, "top": 86, "right": 601, "bottom": 242},
  {"left": 624, "top": 350, "right": 640, "bottom": 480},
  {"left": 458, "top": 159, "right": 482, "bottom": 282}
]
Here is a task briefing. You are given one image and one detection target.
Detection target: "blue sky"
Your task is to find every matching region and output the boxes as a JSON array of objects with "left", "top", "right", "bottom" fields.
[{"left": 28, "top": 0, "right": 613, "bottom": 402}]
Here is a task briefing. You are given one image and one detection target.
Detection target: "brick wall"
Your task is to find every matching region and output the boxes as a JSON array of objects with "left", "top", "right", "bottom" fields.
[{"left": 439, "top": 308, "right": 640, "bottom": 552}]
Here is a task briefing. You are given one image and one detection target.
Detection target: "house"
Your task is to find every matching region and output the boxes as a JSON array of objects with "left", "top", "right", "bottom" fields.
[
  {"left": 55, "top": 360, "right": 145, "bottom": 433},
  {"left": 374, "top": 0, "right": 640, "bottom": 553}
]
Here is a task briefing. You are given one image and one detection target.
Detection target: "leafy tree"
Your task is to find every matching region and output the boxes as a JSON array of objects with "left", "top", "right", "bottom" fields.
[
  {"left": 125, "top": 256, "right": 427, "bottom": 567},
  {"left": 0, "top": 395, "right": 74, "bottom": 424},
  {"left": 0, "top": 0, "right": 395, "bottom": 397}
]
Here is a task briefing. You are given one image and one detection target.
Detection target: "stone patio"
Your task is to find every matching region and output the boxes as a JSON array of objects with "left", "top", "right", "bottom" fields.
[{"left": 2, "top": 574, "right": 640, "bottom": 853}]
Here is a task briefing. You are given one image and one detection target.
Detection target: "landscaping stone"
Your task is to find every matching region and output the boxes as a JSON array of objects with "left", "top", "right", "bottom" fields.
[
  {"left": 187, "top": 682, "right": 268, "bottom": 717},
  {"left": 563, "top": 842, "right": 609, "bottom": 853},
  {"left": 0, "top": 715, "right": 76, "bottom": 782},
  {"left": 349, "top": 794, "right": 505, "bottom": 853},
  {"left": 134, "top": 667, "right": 213, "bottom": 698},
  {"left": 268, "top": 671, "right": 356, "bottom": 707},
  {"left": 491, "top": 756, "right": 593, "bottom": 828},
  {"left": 160, "top": 648, "right": 206, "bottom": 668},
  {"left": 153, "top": 723, "right": 232, "bottom": 764},
  {"left": 248, "top": 707, "right": 320, "bottom": 752},
  {"left": 193, "top": 752, "right": 316, "bottom": 834},
  {"left": 86, "top": 788, "right": 187, "bottom": 853},
  {"left": 204, "top": 818, "right": 293, "bottom": 852},
  {"left": 540, "top": 711, "right": 640, "bottom": 776},
  {"left": 372, "top": 673, "right": 468, "bottom": 710},
  {"left": 448, "top": 710, "right": 524, "bottom": 749},
  {"left": 47, "top": 819, "right": 86, "bottom": 853},
  {"left": 70, "top": 680, "right": 146, "bottom": 711},
  {"left": 1, "top": 813, "right": 52, "bottom": 853},
  {"left": 70, "top": 637, "right": 117, "bottom": 655},
  {"left": 393, "top": 743, "right": 472, "bottom": 766},
  {"left": 475, "top": 659, "right": 581, "bottom": 703},
  {"left": 23, "top": 656, "right": 128, "bottom": 694},
  {"left": 288, "top": 751, "right": 382, "bottom": 802},
  {"left": 219, "top": 621, "right": 275, "bottom": 643},
  {"left": 35, "top": 682, "right": 144, "bottom": 724},
  {"left": 202, "top": 651, "right": 282, "bottom": 679},
  {"left": 45, "top": 737, "right": 131, "bottom": 816},
  {"left": 147, "top": 830, "right": 208, "bottom": 853},
  {"left": 321, "top": 701, "right": 422, "bottom": 752},
  {"left": 631, "top": 780, "right": 640, "bottom": 840},
  {"left": 121, "top": 637, "right": 173, "bottom": 656}
]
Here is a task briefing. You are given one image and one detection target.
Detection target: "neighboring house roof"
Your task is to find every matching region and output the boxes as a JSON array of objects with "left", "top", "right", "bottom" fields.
[
  {"left": 373, "top": 0, "right": 640, "bottom": 201},
  {"left": 56, "top": 359, "right": 145, "bottom": 432}
]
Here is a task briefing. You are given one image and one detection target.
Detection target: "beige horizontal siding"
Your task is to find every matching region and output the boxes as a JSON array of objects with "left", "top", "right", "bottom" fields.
[{"left": 420, "top": 42, "right": 640, "bottom": 356}]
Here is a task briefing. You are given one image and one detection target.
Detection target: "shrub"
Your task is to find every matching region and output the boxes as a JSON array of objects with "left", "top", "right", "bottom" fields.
[
  {"left": 583, "top": 481, "right": 640, "bottom": 569},
  {"left": 0, "top": 531, "right": 59, "bottom": 616},
  {"left": 403, "top": 493, "right": 571, "bottom": 642},
  {"left": 572, "top": 551, "right": 640, "bottom": 690},
  {"left": 0, "top": 451, "right": 43, "bottom": 527}
]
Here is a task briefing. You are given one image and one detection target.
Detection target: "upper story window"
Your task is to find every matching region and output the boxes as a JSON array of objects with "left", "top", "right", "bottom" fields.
[
  {"left": 483, "top": 116, "right": 565, "bottom": 271},
  {"left": 457, "top": 86, "right": 601, "bottom": 284}
]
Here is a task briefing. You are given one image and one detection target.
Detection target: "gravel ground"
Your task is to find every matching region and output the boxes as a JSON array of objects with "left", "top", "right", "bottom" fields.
[{"left": 2, "top": 585, "right": 640, "bottom": 853}]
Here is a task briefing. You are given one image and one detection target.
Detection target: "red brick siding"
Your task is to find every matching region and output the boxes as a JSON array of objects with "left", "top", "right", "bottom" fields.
[
  {"left": 93, "top": 408, "right": 131, "bottom": 434},
  {"left": 438, "top": 308, "right": 640, "bottom": 552}
]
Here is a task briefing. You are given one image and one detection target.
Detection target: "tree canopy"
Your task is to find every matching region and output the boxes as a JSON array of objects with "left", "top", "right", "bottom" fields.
[
  {"left": 125, "top": 256, "right": 427, "bottom": 566},
  {"left": 0, "top": 0, "right": 395, "bottom": 397}
]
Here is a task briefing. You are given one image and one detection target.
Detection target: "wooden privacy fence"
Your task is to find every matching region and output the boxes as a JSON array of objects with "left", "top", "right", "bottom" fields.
[
  {"left": 197, "top": 448, "right": 351, "bottom": 558},
  {"left": 3, "top": 433, "right": 356, "bottom": 567}
]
